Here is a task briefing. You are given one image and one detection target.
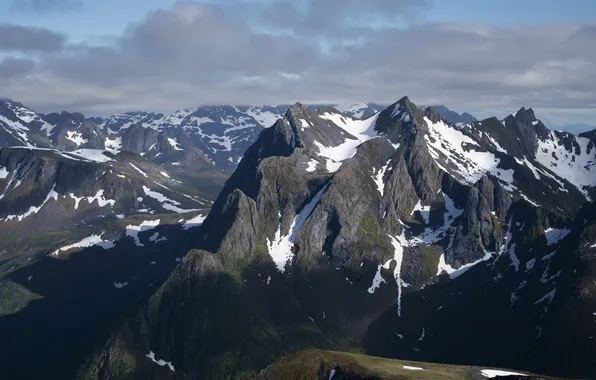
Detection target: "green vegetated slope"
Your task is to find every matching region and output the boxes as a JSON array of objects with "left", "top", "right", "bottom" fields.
[{"left": 255, "top": 350, "right": 568, "bottom": 380}]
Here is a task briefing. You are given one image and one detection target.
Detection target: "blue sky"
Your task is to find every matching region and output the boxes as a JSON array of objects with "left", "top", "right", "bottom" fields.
[{"left": 0, "top": 0, "right": 595, "bottom": 127}]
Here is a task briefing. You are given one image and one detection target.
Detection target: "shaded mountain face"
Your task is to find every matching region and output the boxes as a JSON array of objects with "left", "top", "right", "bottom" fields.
[
  {"left": 429, "top": 105, "right": 477, "bottom": 125},
  {"left": 0, "top": 145, "right": 216, "bottom": 380},
  {"left": 77, "top": 97, "right": 596, "bottom": 380}
]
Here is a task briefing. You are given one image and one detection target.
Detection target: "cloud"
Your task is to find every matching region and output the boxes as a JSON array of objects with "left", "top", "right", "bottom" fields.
[
  {"left": 0, "top": 24, "right": 65, "bottom": 52},
  {"left": 0, "top": 57, "right": 36, "bottom": 78},
  {"left": 0, "top": 0, "right": 595, "bottom": 118},
  {"left": 10, "top": 0, "right": 83, "bottom": 13}
]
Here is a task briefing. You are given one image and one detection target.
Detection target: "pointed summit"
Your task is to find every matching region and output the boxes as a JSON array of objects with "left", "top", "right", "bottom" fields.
[{"left": 514, "top": 107, "right": 536, "bottom": 123}]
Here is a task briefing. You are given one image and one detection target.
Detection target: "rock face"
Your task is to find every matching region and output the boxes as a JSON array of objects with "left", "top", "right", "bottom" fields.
[{"left": 73, "top": 97, "right": 596, "bottom": 380}]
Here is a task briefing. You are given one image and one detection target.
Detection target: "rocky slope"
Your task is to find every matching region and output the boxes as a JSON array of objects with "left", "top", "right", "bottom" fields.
[{"left": 73, "top": 97, "right": 596, "bottom": 380}]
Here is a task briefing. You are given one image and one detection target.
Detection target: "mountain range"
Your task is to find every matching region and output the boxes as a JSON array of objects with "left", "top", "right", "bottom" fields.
[{"left": 1, "top": 97, "right": 595, "bottom": 380}]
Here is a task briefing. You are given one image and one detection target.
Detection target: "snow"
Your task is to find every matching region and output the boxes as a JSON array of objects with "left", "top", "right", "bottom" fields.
[
  {"left": 52, "top": 233, "right": 115, "bottom": 255},
  {"left": 424, "top": 117, "right": 516, "bottom": 190},
  {"left": 126, "top": 219, "right": 160, "bottom": 247},
  {"left": 160, "top": 171, "right": 170, "bottom": 178},
  {"left": 65, "top": 149, "right": 113, "bottom": 163},
  {"left": 167, "top": 137, "right": 183, "bottom": 151},
  {"left": 525, "top": 258, "right": 536, "bottom": 271},
  {"left": 335, "top": 103, "right": 369, "bottom": 119},
  {"left": 437, "top": 250, "right": 493, "bottom": 279},
  {"left": 267, "top": 184, "right": 329, "bottom": 272},
  {"left": 266, "top": 275, "right": 271, "bottom": 284},
  {"left": 385, "top": 234, "right": 407, "bottom": 317},
  {"left": 246, "top": 107, "right": 281, "bottom": 128},
  {"left": 305, "top": 159, "right": 318, "bottom": 172},
  {"left": 534, "top": 289, "right": 556, "bottom": 305},
  {"left": 143, "top": 186, "right": 199, "bottom": 213},
  {"left": 129, "top": 163, "right": 148, "bottom": 178},
  {"left": 85, "top": 190, "right": 116, "bottom": 207},
  {"left": 418, "top": 328, "right": 425, "bottom": 340},
  {"left": 182, "top": 213, "right": 207, "bottom": 230},
  {"left": 481, "top": 369, "right": 527, "bottom": 378},
  {"left": 299, "top": 119, "right": 310, "bottom": 130},
  {"left": 534, "top": 131, "right": 596, "bottom": 199},
  {"left": 328, "top": 368, "right": 336, "bottom": 380},
  {"left": 373, "top": 160, "right": 391, "bottom": 196},
  {"left": 411, "top": 200, "right": 431, "bottom": 224},
  {"left": 66, "top": 131, "right": 88, "bottom": 147},
  {"left": 0, "top": 167, "right": 8, "bottom": 179},
  {"left": 314, "top": 113, "right": 380, "bottom": 172},
  {"left": 149, "top": 232, "right": 167, "bottom": 243},
  {"left": 544, "top": 228, "right": 570, "bottom": 245},
  {"left": 146, "top": 351, "right": 175, "bottom": 372},
  {"left": 113, "top": 282, "right": 128, "bottom": 289},
  {"left": 4, "top": 185, "right": 58, "bottom": 222},
  {"left": 69, "top": 194, "right": 84, "bottom": 209},
  {"left": 104, "top": 136, "right": 122, "bottom": 152},
  {"left": 367, "top": 264, "right": 387, "bottom": 294},
  {"left": 403, "top": 366, "right": 424, "bottom": 371},
  {"left": 407, "top": 192, "right": 463, "bottom": 247}
]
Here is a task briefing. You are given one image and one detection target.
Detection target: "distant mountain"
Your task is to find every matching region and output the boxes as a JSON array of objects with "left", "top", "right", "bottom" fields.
[
  {"left": 429, "top": 105, "right": 477, "bottom": 124},
  {"left": 335, "top": 103, "right": 387, "bottom": 119},
  {"left": 77, "top": 98, "right": 596, "bottom": 380},
  {"left": 553, "top": 123, "right": 596, "bottom": 135}
]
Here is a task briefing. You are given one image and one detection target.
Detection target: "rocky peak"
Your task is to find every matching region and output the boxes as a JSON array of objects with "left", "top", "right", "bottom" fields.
[{"left": 514, "top": 107, "right": 536, "bottom": 123}]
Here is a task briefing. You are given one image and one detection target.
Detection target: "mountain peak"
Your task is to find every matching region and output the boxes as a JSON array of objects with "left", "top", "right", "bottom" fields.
[{"left": 514, "top": 107, "right": 536, "bottom": 122}]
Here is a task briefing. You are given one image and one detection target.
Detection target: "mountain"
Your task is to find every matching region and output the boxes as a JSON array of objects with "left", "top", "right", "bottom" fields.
[
  {"left": 96, "top": 106, "right": 289, "bottom": 172},
  {"left": 428, "top": 105, "right": 477, "bottom": 125},
  {"left": 554, "top": 123, "right": 596, "bottom": 135},
  {"left": 74, "top": 97, "right": 596, "bottom": 380},
  {"left": 335, "top": 103, "right": 387, "bottom": 120}
]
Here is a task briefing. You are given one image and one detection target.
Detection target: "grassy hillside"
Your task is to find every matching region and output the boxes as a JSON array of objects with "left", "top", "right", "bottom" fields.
[{"left": 254, "top": 350, "right": 567, "bottom": 380}]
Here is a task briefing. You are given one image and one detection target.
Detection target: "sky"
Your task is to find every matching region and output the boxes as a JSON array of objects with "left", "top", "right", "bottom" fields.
[{"left": 0, "top": 0, "right": 595, "bottom": 129}]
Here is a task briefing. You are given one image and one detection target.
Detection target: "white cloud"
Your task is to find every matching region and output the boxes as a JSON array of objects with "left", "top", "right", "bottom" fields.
[{"left": 0, "top": 1, "right": 594, "bottom": 118}]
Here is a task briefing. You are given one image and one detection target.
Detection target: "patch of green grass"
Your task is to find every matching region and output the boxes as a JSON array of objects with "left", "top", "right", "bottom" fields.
[
  {"left": 0, "top": 280, "right": 42, "bottom": 316},
  {"left": 355, "top": 213, "right": 393, "bottom": 260},
  {"left": 256, "top": 349, "right": 561, "bottom": 380},
  {"left": 416, "top": 246, "right": 443, "bottom": 284}
]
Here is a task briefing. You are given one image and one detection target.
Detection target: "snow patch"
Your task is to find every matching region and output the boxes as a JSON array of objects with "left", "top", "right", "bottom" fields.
[
  {"left": 182, "top": 214, "right": 207, "bottom": 230},
  {"left": 0, "top": 167, "right": 8, "bottom": 179},
  {"left": 314, "top": 113, "right": 379, "bottom": 172},
  {"left": 52, "top": 233, "right": 115, "bottom": 255},
  {"left": 411, "top": 200, "right": 431, "bottom": 224},
  {"left": 267, "top": 184, "right": 329, "bottom": 272},
  {"left": 104, "top": 136, "right": 122, "bottom": 152},
  {"left": 403, "top": 366, "right": 424, "bottom": 371},
  {"left": 4, "top": 185, "right": 58, "bottom": 222},
  {"left": 113, "top": 282, "right": 128, "bottom": 289},
  {"left": 143, "top": 186, "right": 199, "bottom": 213},
  {"left": 126, "top": 219, "right": 160, "bottom": 247},
  {"left": 437, "top": 251, "right": 493, "bottom": 279},
  {"left": 373, "top": 160, "right": 391, "bottom": 196},
  {"left": 64, "top": 149, "right": 113, "bottom": 163},
  {"left": 367, "top": 264, "right": 387, "bottom": 294},
  {"left": 167, "top": 137, "right": 183, "bottom": 151},
  {"left": 481, "top": 369, "right": 527, "bottom": 378},
  {"left": 66, "top": 131, "right": 88, "bottom": 147},
  {"left": 544, "top": 228, "right": 570, "bottom": 245},
  {"left": 146, "top": 351, "right": 175, "bottom": 372},
  {"left": 305, "top": 159, "right": 318, "bottom": 172},
  {"left": 129, "top": 163, "right": 148, "bottom": 178}
]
